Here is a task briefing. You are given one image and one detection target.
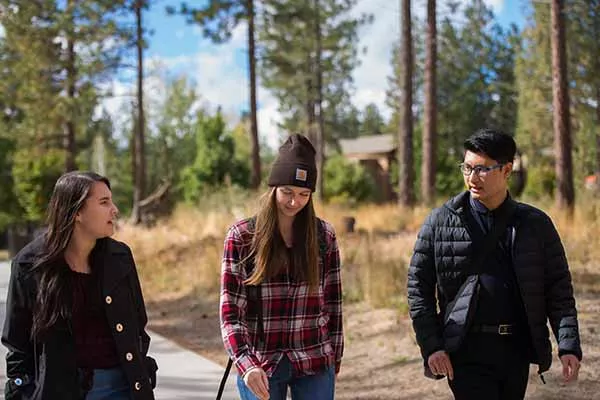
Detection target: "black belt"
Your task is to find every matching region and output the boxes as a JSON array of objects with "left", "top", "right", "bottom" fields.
[{"left": 471, "top": 324, "right": 516, "bottom": 335}]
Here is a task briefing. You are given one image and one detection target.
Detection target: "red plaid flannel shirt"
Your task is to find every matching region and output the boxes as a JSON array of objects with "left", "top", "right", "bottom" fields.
[{"left": 220, "top": 217, "right": 344, "bottom": 378}]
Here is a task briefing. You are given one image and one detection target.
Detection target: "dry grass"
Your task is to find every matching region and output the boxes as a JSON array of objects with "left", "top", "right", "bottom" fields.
[
  {"left": 536, "top": 198, "right": 600, "bottom": 294},
  {"left": 115, "top": 199, "right": 430, "bottom": 312},
  {"left": 116, "top": 193, "right": 600, "bottom": 310},
  {"left": 0, "top": 250, "right": 8, "bottom": 262}
]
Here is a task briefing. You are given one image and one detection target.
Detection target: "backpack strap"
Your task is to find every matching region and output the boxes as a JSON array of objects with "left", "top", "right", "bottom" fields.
[{"left": 244, "top": 216, "right": 264, "bottom": 339}]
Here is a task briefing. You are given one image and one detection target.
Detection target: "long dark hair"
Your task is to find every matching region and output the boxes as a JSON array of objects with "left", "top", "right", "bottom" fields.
[
  {"left": 31, "top": 171, "right": 111, "bottom": 339},
  {"left": 244, "top": 187, "right": 320, "bottom": 291}
]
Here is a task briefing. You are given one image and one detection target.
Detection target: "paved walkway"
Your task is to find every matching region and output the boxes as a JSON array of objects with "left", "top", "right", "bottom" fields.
[{"left": 0, "top": 261, "right": 239, "bottom": 399}]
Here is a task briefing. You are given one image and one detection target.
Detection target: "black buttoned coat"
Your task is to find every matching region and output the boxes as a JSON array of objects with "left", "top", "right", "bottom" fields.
[{"left": 2, "top": 236, "right": 158, "bottom": 400}]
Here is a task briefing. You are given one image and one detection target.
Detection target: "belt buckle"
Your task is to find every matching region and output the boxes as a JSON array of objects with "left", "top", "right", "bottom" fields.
[{"left": 498, "top": 324, "right": 512, "bottom": 335}]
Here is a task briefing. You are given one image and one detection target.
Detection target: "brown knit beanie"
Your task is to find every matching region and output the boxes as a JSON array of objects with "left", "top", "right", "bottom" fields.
[{"left": 267, "top": 134, "right": 317, "bottom": 191}]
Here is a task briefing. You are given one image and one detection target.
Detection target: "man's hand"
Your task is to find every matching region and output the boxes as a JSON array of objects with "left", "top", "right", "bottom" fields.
[
  {"left": 428, "top": 350, "right": 454, "bottom": 380},
  {"left": 243, "top": 368, "right": 270, "bottom": 400},
  {"left": 560, "top": 354, "right": 580, "bottom": 383}
]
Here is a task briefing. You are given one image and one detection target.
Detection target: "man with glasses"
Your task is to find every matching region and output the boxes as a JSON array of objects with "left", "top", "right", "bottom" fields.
[{"left": 407, "top": 128, "right": 582, "bottom": 399}]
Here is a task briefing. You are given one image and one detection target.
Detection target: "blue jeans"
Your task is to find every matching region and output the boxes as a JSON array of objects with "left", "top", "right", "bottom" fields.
[
  {"left": 78, "top": 367, "right": 131, "bottom": 400},
  {"left": 237, "top": 356, "right": 335, "bottom": 400}
]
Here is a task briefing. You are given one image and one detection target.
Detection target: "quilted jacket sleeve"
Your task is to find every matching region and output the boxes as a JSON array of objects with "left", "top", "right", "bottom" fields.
[
  {"left": 407, "top": 212, "right": 444, "bottom": 361},
  {"left": 540, "top": 214, "right": 582, "bottom": 360}
]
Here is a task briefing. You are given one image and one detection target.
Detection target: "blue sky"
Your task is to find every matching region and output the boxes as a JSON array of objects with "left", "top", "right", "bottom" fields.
[
  {"left": 116, "top": 0, "right": 530, "bottom": 148},
  {"left": 496, "top": 0, "right": 527, "bottom": 27}
]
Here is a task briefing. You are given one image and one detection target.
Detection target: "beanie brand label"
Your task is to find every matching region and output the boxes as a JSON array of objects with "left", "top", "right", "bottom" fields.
[{"left": 295, "top": 168, "right": 308, "bottom": 182}]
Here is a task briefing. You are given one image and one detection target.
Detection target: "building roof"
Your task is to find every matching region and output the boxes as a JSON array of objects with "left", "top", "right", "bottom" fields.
[{"left": 339, "top": 134, "right": 397, "bottom": 156}]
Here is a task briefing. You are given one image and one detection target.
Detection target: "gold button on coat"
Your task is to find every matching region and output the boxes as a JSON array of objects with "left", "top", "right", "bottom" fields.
[
  {"left": 126, "top": 352, "right": 133, "bottom": 361},
  {"left": 116, "top": 323, "right": 123, "bottom": 332},
  {"left": 105, "top": 296, "right": 112, "bottom": 304},
  {"left": 134, "top": 382, "right": 141, "bottom": 390}
]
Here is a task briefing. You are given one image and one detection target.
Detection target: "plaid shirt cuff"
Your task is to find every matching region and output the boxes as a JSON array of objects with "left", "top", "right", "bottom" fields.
[
  {"left": 235, "top": 352, "right": 261, "bottom": 377},
  {"left": 241, "top": 366, "right": 260, "bottom": 381}
]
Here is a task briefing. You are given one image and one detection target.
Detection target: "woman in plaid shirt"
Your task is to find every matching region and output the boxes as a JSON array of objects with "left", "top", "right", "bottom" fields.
[{"left": 220, "top": 134, "right": 344, "bottom": 400}]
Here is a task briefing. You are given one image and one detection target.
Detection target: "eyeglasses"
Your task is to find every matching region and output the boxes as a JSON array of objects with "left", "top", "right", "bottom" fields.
[{"left": 459, "top": 163, "right": 504, "bottom": 176}]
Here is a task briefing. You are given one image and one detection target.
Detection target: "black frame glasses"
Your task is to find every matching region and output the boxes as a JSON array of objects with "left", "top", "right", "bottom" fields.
[{"left": 459, "top": 163, "right": 504, "bottom": 176}]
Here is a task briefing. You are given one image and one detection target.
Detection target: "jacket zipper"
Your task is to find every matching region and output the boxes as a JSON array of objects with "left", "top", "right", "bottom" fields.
[{"left": 511, "top": 222, "right": 547, "bottom": 382}]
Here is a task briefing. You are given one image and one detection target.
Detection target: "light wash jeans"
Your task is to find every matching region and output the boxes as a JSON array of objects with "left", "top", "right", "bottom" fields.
[{"left": 237, "top": 356, "right": 335, "bottom": 400}]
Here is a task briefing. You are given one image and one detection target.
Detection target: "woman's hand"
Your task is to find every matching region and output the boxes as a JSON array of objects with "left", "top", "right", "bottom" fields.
[{"left": 243, "top": 368, "right": 270, "bottom": 400}]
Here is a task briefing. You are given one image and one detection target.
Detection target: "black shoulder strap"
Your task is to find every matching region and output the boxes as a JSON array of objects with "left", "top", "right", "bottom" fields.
[
  {"left": 464, "top": 200, "right": 516, "bottom": 276},
  {"left": 316, "top": 218, "right": 328, "bottom": 262}
]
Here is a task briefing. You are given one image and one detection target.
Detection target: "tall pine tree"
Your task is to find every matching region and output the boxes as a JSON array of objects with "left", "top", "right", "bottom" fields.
[
  {"left": 170, "top": 0, "right": 263, "bottom": 189},
  {"left": 259, "top": 0, "right": 369, "bottom": 198}
]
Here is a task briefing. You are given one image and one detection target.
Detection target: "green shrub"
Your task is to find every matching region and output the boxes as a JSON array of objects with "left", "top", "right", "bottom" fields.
[
  {"left": 12, "top": 148, "right": 64, "bottom": 222},
  {"left": 324, "top": 155, "right": 376, "bottom": 203},
  {"left": 522, "top": 161, "right": 555, "bottom": 199}
]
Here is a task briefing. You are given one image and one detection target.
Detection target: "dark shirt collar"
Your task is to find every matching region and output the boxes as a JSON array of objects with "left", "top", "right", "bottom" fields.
[
  {"left": 469, "top": 194, "right": 490, "bottom": 215},
  {"left": 469, "top": 191, "right": 511, "bottom": 215}
]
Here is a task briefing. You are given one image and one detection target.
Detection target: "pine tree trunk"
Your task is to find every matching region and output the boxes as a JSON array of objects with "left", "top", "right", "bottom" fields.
[
  {"left": 314, "top": 0, "right": 325, "bottom": 200},
  {"left": 422, "top": 0, "right": 437, "bottom": 205},
  {"left": 551, "top": 0, "right": 574, "bottom": 213},
  {"left": 398, "top": 0, "right": 415, "bottom": 206},
  {"left": 131, "top": 0, "right": 146, "bottom": 224},
  {"left": 596, "top": 84, "right": 600, "bottom": 176},
  {"left": 304, "top": 0, "right": 316, "bottom": 145},
  {"left": 130, "top": 101, "right": 137, "bottom": 192},
  {"left": 304, "top": 58, "right": 315, "bottom": 144},
  {"left": 64, "top": 0, "right": 76, "bottom": 172},
  {"left": 595, "top": 3, "right": 600, "bottom": 178},
  {"left": 248, "top": 0, "right": 261, "bottom": 189}
]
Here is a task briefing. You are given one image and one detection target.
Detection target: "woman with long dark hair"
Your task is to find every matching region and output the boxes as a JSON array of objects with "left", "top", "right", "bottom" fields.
[
  {"left": 2, "top": 171, "right": 157, "bottom": 399},
  {"left": 220, "top": 134, "right": 344, "bottom": 400}
]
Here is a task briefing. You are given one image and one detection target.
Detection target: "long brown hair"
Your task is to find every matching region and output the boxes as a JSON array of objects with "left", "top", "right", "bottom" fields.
[
  {"left": 244, "top": 187, "right": 320, "bottom": 291},
  {"left": 31, "top": 171, "right": 110, "bottom": 339}
]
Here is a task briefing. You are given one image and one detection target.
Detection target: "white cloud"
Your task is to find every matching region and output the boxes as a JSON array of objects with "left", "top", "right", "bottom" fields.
[
  {"left": 192, "top": 25, "right": 203, "bottom": 36},
  {"left": 257, "top": 88, "right": 283, "bottom": 149},
  {"left": 350, "top": 0, "right": 399, "bottom": 119},
  {"left": 191, "top": 50, "right": 247, "bottom": 112},
  {"left": 485, "top": 0, "right": 505, "bottom": 12},
  {"left": 187, "top": 24, "right": 283, "bottom": 149},
  {"left": 94, "top": 67, "right": 169, "bottom": 146},
  {"left": 145, "top": 54, "right": 195, "bottom": 70}
]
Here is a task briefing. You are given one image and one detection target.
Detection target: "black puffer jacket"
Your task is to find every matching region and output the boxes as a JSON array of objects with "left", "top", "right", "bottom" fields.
[{"left": 407, "top": 191, "right": 582, "bottom": 375}]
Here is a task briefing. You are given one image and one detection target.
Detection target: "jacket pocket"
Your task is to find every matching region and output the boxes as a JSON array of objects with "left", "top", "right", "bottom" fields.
[{"left": 144, "top": 356, "right": 158, "bottom": 389}]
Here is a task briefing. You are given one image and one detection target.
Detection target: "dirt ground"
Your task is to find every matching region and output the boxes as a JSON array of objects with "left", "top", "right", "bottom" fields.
[{"left": 146, "top": 289, "right": 599, "bottom": 399}]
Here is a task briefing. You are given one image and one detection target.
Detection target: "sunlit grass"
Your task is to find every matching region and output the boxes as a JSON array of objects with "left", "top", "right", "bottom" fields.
[{"left": 115, "top": 191, "right": 600, "bottom": 311}]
